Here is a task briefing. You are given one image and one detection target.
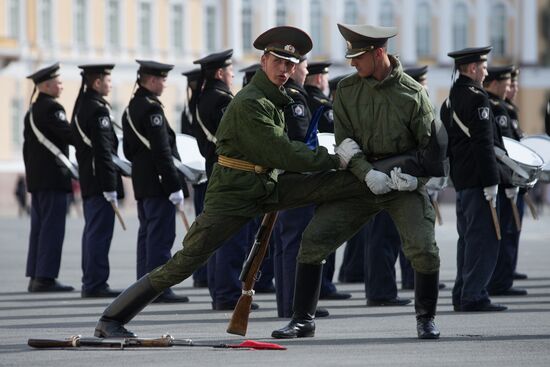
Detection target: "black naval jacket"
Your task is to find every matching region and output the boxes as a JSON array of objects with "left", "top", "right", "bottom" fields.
[
  {"left": 304, "top": 84, "right": 334, "bottom": 133},
  {"left": 284, "top": 79, "right": 312, "bottom": 141},
  {"left": 488, "top": 92, "right": 515, "bottom": 141},
  {"left": 122, "top": 86, "right": 183, "bottom": 199},
  {"left": 72, "top": 89, "right": 124, "bottom": 199},
  {"left": 440, "top": 75, "right": 501, "bottom": 191},
  {"left": 503, "top": 98, "right": 523, "bottom": 141},
  {"left": 196, "top": 78, "right": 233, "bottom": 178},
  {"left": 23, "top": 92, "right": 74, "bottom": 193}
]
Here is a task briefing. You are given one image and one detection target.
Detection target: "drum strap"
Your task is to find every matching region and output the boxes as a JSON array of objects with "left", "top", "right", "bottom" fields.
[
  {"left": 444, "top": 100, "right": 530, "bottom": 179},
  {"left": 74, "top": 116, "right": 93, "bottom": 147},
  {"left": 195, "top": 109, "right": 218, "bottom": 144},
  {"left": 125, "top": 107, "right": 201, "bottom": 182},
  {"left": 28, "top": 106, "right": 79, "bottom": 180},
  {"left": 445, "top": 98, "right": 470, "bottom": 138}
]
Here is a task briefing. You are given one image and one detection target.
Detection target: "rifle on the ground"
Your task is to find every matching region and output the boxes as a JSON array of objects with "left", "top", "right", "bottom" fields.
[
  {"left": 28, "top": 334, "right": 285, "bottom": 350},
  {"left": 227, "top": 212, "right": 278, "bottom": 336}
]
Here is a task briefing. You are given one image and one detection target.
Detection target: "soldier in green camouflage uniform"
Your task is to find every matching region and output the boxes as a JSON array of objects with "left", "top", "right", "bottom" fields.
[
  {"left": 94, "top": 26, "right": 368, "bottom": 339},
  {"left": 273, "top": 24, "right": 441, "bottom": 340}
]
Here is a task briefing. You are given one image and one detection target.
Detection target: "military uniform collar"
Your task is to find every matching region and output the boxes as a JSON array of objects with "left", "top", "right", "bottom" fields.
[
  {"left": 363, "top": 54, "right": 401, "bottom": 89},
  {"left": 455, "top": 74, "right": 485, "bottom": 92},
  {"left": 36, "top": 91, "right": 56, "bottom": 101},
  {"left": 486, "top": 91, "right": 504, "bottom": 104},
  {"left": 204, "top": 78, "right": 233, "bottom": 95},
  {"left": 135, "top": 86, "right": 161, "bottom": 104},
  {"left": 505, "top": 98, "right": 518, "bottom": 111},
  {"left": 84, "top": 88, "right": 110, "bottom": 107},
  {"left": 284, "top": 78, "right": 307, "bottom": 95},
  {"left": 250, "top": 69, "right": 293, "bottom": 108}
]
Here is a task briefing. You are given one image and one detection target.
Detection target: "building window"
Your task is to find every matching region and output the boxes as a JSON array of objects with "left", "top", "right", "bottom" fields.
[
  {"left": 74, "top": 0, "right": 88, "bottom": 48},
  {"left": 344, "top": 0, "right": 358, "bottom": 24},
  {"left": 205, "top": 5, "right": 217, "bottom": 52},
  {"left": 416, "top": 1, "right": 431, "bottom": 57},
  {"left": 242, "top": 0, "right": 252, "bottom": 51},
  {"left": 138, "top": 1, "right": 152, "bottom": 52},
  {"left": 452, "top": 1, "right": 468, "bottom": 50},
  {"left": 7, "top": 0, "right": 20, "bottom": 38},
  {"left": 39, "top": 0, "right": 54, "bottom": 46},
  {"left": 276, "top": 1, "right": 286, "bottom": 26},
  {"left": 310, "top": 0, "right": 322, "bottom": 55},
  {"left": 490, "top": 2, "right": 507, "bottom": 57},
  {"left": 379, "top": 0, "right": 396, "bottom": 54},
  {"left": 106, "top": 0, "right": 121, "bottom": 50},
  {"left": 171, "top": 3, "right": 184, "bottom": 52},
  {"left": 11, "top": 98, "right": 23, "bottom": 147}
]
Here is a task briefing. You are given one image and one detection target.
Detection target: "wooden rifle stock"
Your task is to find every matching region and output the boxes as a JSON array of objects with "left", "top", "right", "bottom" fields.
[{"left": 227, "top": 212, "right": 278, "bottom": 336}]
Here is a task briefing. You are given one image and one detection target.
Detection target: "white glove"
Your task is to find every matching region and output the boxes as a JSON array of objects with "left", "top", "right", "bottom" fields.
[
  {"left": 505, "top": 186, "right": 519, "bottom": 204},
  {"left": 169, "top": 190, "right": 185, "bottom": 211},
  {"left": 365, "top": 169, "right": 392, "bottom": 195},
  {"left": 334, "top": 138, "right": 362, "bottom": 169},
  {"left": 103, "top": 191, "right": 118, "bottom": 207},
  {"left": 387, "top": 167, "right": 418, "bottom": 191},
  {"left": 483, "top": 184, "right": 499, "bottom": 208},
  {"left": 427, "top": 188, "right": 439, "bottom": 202}
]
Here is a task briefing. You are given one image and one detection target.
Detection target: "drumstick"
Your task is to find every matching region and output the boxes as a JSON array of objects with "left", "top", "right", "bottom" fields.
[
  {"left": 178, "top": 207, "right": 190, "bottom": 231},
  {"left": 524, "top": 193, "right": 538, "bottom": 220},
  {"left": 111, "top": 202, "right": 127, "bottom": 231},
  {"left": 489, "top": 201, "right": 501, "bottom": 241},
  {"left": 510, "top": 198, "right": 522, "bottom": 231},
  {"left": 430, "top": 197, "right": 443, "bottom": 226}
]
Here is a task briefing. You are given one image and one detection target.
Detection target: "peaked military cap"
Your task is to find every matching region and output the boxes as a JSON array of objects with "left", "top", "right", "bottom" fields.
[
  {"left": 182, "top": 68, "right": 202, "bottom": 82},
  {"left": 404, "top": 65, "right": 428, "bottom": 82},
  {"left": 78, "top": 64, "right": 115, "bottom": 75},
  {"left": 253, "top": 26, "right": 313, "bottom": 64},
  {"left": 337, "top": 23, "right": 398, "bottom": 58},
  {"left": 193, "top": 49, "right": 233, "bottom": 70},
  {"left": 27, "top": 62, "right": 61, "bottom": 84},
  {"left": 485, "top": 65, "right": 514, "bottom": 82},
  {"left": 307, "top": 62, "right": 331, "bottom": 75},
  {"left": 136, "top": 60, "right": 174, "bottom": 77},
  {"left": 447, "top": 46, "right": 492, "bottom": 65},
  {"left": 239, "top": 63, "right": 261, "bottom": 75}
]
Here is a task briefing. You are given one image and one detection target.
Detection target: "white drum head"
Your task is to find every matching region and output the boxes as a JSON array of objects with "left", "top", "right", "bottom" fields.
[
  {"left": 317, "top": 133, "right": 335, "bottom": 154},
  {"left": 502, "top": 137, "right": 544, "bottom": 168},
  {"left": 176, "top": 134, "right": 206, "bottom": 173},
  {"left": 520, "top": 135, "right": 550, "bottom": 171},
  {"left": 117, "top": 135, "right": 128, "bottom": 162}
]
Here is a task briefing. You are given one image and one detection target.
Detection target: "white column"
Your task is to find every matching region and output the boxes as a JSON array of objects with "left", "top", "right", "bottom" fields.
[
  {"left": 520, "top": 0, "right": 538, "bottom": 64},
  {"left": 400, "top": 0, "right": 416, "bottom": 64},
  {"left": 365, "top": 0, "right": 379, "bottom": 25},
  {"left": 227, "top": 0, "right": 243, "bottom": 59},
  {"left": 294, "top": 0, "right": 310, "bottom": 32},
  {"left": 262, "top": 0, "right": 276, "bottom": 30},
  {"left": 475, "top": 0, "right": 489, "bottom": 46},
  {"left": 329, "top": 0, "right": 344, "bottom": 62},
  {"left": 437, "top": 0, "right": 451, "bottom": 64}
]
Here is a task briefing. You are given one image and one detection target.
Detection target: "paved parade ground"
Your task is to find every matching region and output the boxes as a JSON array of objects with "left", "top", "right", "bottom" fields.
[{"left": 1, "top": 203, "right": 549, "bottom": 366}]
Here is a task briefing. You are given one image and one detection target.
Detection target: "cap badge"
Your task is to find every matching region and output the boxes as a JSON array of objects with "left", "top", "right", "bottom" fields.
[{"left": 284, "top": 44, "right": 296, "bottom": 53}]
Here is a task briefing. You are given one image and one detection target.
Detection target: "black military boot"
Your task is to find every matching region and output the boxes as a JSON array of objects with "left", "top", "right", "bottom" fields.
[
  {"left": 271, "top": 263, "right": 323, "bottom": 339},
  {"left": 415, "top": 271, "right": 440, "bottom": 339},
  {"left": 94, "top": 275, "right": 162, "bottom": 338}
]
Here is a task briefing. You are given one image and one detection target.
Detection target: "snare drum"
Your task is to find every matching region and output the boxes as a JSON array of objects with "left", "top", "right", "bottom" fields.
[
  {"left": 175, "top": 134, "right": 207, "bottom": 184},
  {"left": 502, "top": 137, "right": 544, "bottom": 188},
  {"left": 520, "top": 135, "right": 550, "bottom": 183},
  {"left": 317, "top": 133, "right": 335, "bottom": 154}
]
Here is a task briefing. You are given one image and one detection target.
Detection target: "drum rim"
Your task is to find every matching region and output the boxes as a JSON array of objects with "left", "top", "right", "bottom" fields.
[{"left": 502, "top": 136, "right": 545, "bottom": 168}]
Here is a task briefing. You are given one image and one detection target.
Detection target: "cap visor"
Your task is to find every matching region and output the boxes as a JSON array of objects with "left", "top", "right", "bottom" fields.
[
  {"left": 345, "top": 50, "right": 367, "bottom": 59},
  {"left": 268, "top": 51, "right": 299, "bottom": 64}
]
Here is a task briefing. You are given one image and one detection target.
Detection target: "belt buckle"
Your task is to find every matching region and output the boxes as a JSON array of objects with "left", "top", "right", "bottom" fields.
[{"left": 254, "top": 165, "right": 263, "bottom": 174}]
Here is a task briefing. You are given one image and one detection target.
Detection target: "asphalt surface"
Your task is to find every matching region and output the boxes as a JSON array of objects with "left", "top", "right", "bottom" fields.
[{"left": 1, "top": 203, "right": 549, "bottom": 366}]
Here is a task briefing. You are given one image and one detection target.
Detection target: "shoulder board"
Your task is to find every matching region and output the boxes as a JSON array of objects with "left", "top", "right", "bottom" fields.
[
  {"left": 489, "top": 99, "right": 500, "bottom": 106},
  {"left": 214, "top": 88, "right": 233, "bottom": 98},
  {"left": 338, "top": 74, "right": 360, "bottom": 88},
  {"left": 468, "top": 86, "right": 482, "bottom": 95},
  {"left": 313, "top": 96, "right": 330, "bottom": 104},
  {"left": 145, "top": 97, "right": 161, "bottom": 106},
  {"left": 287, "top": 87, "right": 300, "bottom": 95}
]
